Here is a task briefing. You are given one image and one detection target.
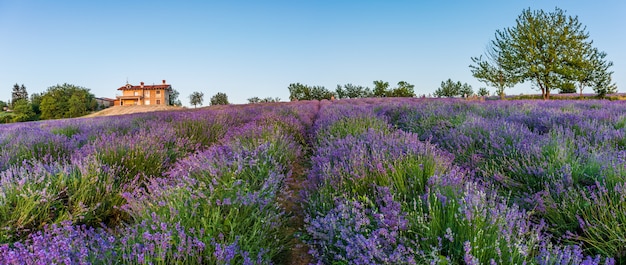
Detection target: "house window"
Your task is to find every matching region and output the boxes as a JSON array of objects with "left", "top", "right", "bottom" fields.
[
  {"left": 156, "top": 100, "right": 161, "bottom": 105},
  {"left": 134, "top": 91, "right": 139, "bottom": 96},
  {"left": 145, "top": 91, "right": 150, "bottom": 98},
  {"left": 145, "top": 100, "right": 150, "bottom": 105}
]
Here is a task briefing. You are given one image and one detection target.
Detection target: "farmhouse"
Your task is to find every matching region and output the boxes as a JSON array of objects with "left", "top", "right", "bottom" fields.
[
  {"left": 95, "top": 97, "right": 115, "bottom": 109},
  {"left": 114, "top": 80, "right": 171, "bottom": 106}
]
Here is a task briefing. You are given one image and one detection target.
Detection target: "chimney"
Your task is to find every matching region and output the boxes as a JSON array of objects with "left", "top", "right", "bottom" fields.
[
  {"left": 162, "top": 80, "right": 166, "bottom": 84},
  {"left": 140, "top": 82, "right": 144, "bottom": 88}
]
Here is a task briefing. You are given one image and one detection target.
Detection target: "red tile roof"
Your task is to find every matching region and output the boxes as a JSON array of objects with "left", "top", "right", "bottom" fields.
[{"left": 117, "top": 82, "right": 172, "bottom": 91}]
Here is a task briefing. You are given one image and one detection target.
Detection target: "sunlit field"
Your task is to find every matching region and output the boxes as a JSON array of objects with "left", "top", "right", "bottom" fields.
[{"left": 1, "top": 98, "right": 624, "bottom": 264}]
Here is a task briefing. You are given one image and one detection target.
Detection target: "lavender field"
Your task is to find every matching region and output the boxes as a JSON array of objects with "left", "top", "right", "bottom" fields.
[{"left": 1, "top": 98, "right": 625, "bottom": 264}]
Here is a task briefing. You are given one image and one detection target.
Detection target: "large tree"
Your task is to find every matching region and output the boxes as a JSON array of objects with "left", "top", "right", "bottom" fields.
[
  {"left": 189, "top": 91, "right": 204, "bottom": 108},
  {"left": 472, "top": 7, "right": 613, "bottom": 100},
  {"left": 210, "top": 92, "right": 229, "bottom": 106},
  {"left": 288, "top": 83, "right": 335, "bottom": 101},
  {"left": 40, "top": 83, "right": 96, "bottom": 119}
]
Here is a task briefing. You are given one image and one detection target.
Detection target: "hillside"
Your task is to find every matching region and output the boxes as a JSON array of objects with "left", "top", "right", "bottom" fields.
[{"left": 84, "top": 105, "right": 184, "bottom": 117}]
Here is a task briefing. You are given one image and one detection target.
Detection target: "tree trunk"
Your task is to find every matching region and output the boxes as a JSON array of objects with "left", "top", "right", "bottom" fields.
[{"left": 579, "top": 82, "right": 584, "bottom": 99}]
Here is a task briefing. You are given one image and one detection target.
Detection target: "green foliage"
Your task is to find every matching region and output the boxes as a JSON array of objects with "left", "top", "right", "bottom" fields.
[
  {"left": 189, "top": 91, "right": 204, "bottom": 108},
  {"left": 434, "top": 79, "right": 473, "bottom": 98},
  {"left": 335, "top": 83, "right": 373, "bottom": 99},
  {"left": 11, "top": 99, "right": 36, "bottom": 122},
  {"left": 39, "top": 83, "right": 97, "bottom": 119},
  {"left": 318, "top": 116, "right": 391, "bottom": 141},
  {"left": 125, "top": 130, "right": 299, "bottom": 263},
  {"left": 0, "top": 112, "right": 14, "bottom": 124},
  {"left": 0, "top": 161, "right": 127, "bottom": 243},
  {"left": 209, "top": 92, "right": 229, "bottom": 106},
  {"left": 365, "top": 80, "right": 416, "bottom": 98},
  {"left": 372, "top": 80, "right": 390, "bottom": 97},
  {"left": 470, "top": 46, "right": 517, "bottom": 99},
  {"left": 559, "top": 81, "right": 577, "bottom": 94},
  {"left": 172, "top": 119, "right": 227, "bottom": 149},
  {"left": 30, "top": 93, "right": 42, "bottom": 115},
  {"left": 477, "top": 87, "right": 490, "bottom": 97},
  {"left": 406, "top": 185, "right": 540, "bottom": 264},
  {"left": 288, "top": 83, "right": 335, "bottom": 100},
  {"left": 248, "top": 96, "right": 281, "bottom": 103},
  {"left": 477, "top": 7, "right": 614, "bottom": 100},
  {"left": 51, "top": 125, "right": 81, "bottom": 138},
  {"left": 388, "top": 81, "right": 416, "bottom": 97},
  {"left": 541, "top": 182, "right": 626, "bottom": 259},
  {"left": 0, "top": 100, "right": 7, "bottom": 110},
  {"left": 11, "top": 83, "right": 28, "bottom": 105},
  {"left": 168, "top": 88, "right": 182, "bottom": 106}
]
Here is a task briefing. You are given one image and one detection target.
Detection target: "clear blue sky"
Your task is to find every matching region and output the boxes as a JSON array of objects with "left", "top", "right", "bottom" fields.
[{"left": 1, "top": 1, "right": 624, "bottom": 105}]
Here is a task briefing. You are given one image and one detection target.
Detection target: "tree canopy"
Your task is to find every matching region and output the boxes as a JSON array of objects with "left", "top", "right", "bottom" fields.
[
  {"left": 335, "top": 84, "right": 373, "bottom": 99},
  {"left": 169, "top": 88, "right": 182, "bottom": 106},
  {"left": 477, "top": 87, "right": 490, "bottom": 97},
  {"left": 248, "top": 97, "right": 281, "bottom": 103},
  {"left": 434, "top": 79, "right": 473, "bottom": 98},
  {"left": 11, "top": 99, "right": 36, "bottom": 122},
  {"left": 11, "top": 84, "right": 28, "bottom": 105},
  {"left": 372, "top": 80, "right": 390, "bottom": 97},
  {"left": 470, "top": 7, "right": 615, "bottom": 99},
  {"left": 288, "top": 83, "right": 335, "bottom": 101},
  {"left": 189, "top": 91, "right": 204, "bottom": 108},
  {"left": 210, "top": 92, "right": 229, "bottom": 106},
  {"left": 39, "top": 83, "right": 96, "bottom": 119}
]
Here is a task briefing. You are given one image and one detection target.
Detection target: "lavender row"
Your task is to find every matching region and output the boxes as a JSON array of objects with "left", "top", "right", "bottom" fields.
[
  {"left": 302, "top": 99, "right": 614, "bottom": 264},
  {"left": 0, "top": 102, "right": 317, "bottom": 264}
]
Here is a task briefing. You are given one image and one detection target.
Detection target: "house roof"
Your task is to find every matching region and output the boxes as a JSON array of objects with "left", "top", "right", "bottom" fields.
[
  {"left": 117, "top": 81, "right": 172, "bottom": 91},
  {"left": 96, "top": 97, "right": 116, "bottom": 102}
]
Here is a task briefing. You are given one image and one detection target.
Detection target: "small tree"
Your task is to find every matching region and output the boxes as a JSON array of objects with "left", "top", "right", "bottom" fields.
[
  {"left": 288, "top": 83, "right": 334, "bottom": 100},
  {"left": 388, "top": 81, "right": 416, "bottom": 97},
  {"left": 169, "top": 88, "right": 182, "bottom": 106},
  {"left": 335, "top": 83, "right": 373, "bottom": 99},
  {"left": 470, "top": 45, "right": 517, "bottom": 99},
  {"left": 477, "top": 87, "right": 490, "bottom": 97},
  {"left": 434, "top": 79, "right": 460, "bottom": 98},
  {"left": 459, "top": 83, "right": 474, "bottom": 98},
  {"left": 0, "top": 100, "right": 7, "bottom": 111},
  {"left": 372, "top": 80, "right": 390, "bottom": 97},
  {"left": 210, "top": 92, "right": 229, "bottom": 106},
  {"left": 11, "top": 84, "right": 28, "bottom": 106},
  {"left": 189, "top": 91, "right": 204, "bottom": 108},
  {"left": 248, "top": 97, "right": 261, "bottom": 104}
]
